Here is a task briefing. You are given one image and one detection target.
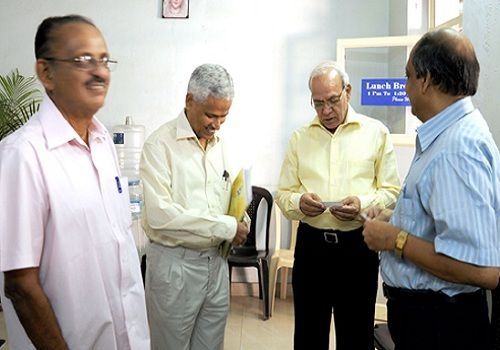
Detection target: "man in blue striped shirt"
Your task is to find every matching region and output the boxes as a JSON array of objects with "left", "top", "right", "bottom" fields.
[{"left": 363, "top": 28, "right": 500, "bottom": 350}]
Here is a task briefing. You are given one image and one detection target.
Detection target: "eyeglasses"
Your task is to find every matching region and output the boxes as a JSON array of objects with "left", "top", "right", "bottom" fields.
[
  {"left": 42, "top": 55, "right": 118, "bottom": 71},
  {"left": 311, "top": 87, "right": 345, "bottom": 110}
]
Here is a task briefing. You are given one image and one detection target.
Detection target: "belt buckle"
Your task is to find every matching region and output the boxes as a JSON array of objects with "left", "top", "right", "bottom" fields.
[{"left": 323, "top": 232, "right": 338, "bottom": 244}]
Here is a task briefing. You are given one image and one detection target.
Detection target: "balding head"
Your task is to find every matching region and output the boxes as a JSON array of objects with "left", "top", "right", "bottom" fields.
[
  {"left": 308, "top": 61, "right": 350, "bottom": 92},
  {"left": 35, "top": 15, "right": 97, "bottom": 60},
  {"left": 410, "top": 28, "right": 479, "bottom": 97}
]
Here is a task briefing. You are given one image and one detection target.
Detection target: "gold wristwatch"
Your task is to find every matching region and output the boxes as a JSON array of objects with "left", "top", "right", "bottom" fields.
[{"left": 394, "top": 230, "right": 409, "bottom": 258}]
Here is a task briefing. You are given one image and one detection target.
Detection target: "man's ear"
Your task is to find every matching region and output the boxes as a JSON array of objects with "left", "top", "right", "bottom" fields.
[
  {"left": 35, "top": 59, "right": 55, "bottom": 92},
  {"left": 421, "top": 72, "right": 432, "bottom": 94},
  {"left": 345, "top": 83, "right": 352, "bottom": 101},
  {"left": 185, "top": 93, "right": 193, "bottom": 110}
]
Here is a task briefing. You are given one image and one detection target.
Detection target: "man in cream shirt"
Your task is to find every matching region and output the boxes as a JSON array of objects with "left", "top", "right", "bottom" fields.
[
  {"left": 140, "top": 64, "right": 249, "bottom": 350},
  {"left": 276, "top": 61, "right": 400, "bottom": 350}
]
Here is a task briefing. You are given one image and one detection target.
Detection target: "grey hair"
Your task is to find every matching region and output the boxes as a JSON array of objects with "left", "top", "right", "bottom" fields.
[
  {"left": 187, "top": 64, "right": 234, "bottom": 103},
  {"left": 308, "top": 61, "right": 350, "bottom": 91}
]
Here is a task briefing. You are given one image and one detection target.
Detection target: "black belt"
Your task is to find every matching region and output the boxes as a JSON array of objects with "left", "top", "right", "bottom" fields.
[
  {"left": 299, "top": 222, "right": 363, "bottom": 245},
  {"left": 383, "top": 283, "right": 485, "bottom": 304}
]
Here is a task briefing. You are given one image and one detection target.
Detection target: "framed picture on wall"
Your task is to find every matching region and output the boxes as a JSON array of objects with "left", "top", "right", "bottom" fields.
[{"left": 163, "top": 0, "right": 189, "bottom": 18}]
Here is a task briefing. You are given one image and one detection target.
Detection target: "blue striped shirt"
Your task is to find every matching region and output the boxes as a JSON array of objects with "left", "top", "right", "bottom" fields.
[{"left": 381, "top": 97, "right": 500, "bottom": 296}]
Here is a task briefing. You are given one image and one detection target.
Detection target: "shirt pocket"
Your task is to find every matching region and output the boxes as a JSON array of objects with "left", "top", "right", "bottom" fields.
[
  {"left": 393, "top": 196, "right": 415, "bottom": 232},
  {"left": 208, "top": 174, "right": 231, "bottom": 215},
  {"left": 217, "top": 175, "right": 232, "bottom": 212},
  {"left": 347, "top": 159, "right": 375, "bottom": 192},
  {"left": 112, "top": 176, "right": 133, "bottom": 232}
]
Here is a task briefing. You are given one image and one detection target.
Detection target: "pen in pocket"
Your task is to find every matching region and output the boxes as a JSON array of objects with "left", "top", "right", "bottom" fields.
[
  {"left": 222, "top": 170, "right": 230, "bottom": 190},
  {"left": 115, "top": 176, "right": 122, "bottom": 193}
]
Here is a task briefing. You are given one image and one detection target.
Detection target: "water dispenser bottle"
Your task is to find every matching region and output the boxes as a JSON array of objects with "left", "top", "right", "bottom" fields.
[
  {"left": 112, "top": 116, "right": 147, "bottom": 253},
  {"left": 128, "top": 179, "right": 144, "bottom": 220},
  {"left": 112, "top": 116, "right": 145, "bottom": 180}
]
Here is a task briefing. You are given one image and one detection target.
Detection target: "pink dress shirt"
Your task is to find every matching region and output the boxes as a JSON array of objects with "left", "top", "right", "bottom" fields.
[{"left": 0, "top": 97, "right": 150, "bottom": 349}]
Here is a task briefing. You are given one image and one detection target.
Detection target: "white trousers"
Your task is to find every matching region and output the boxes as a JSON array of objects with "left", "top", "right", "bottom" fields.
[{"left": 145, "top": 241, "right": 230, "bottom": 350}]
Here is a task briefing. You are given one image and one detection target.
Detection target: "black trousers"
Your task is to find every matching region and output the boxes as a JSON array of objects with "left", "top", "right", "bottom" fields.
[
  {"left": 292, "top": 223, "right": 379, "bottom": 350},
  {"left": 385, "top": 284, "right": 492, "bottom": 350},
  {"left": 491, "top": 287, "right": 500, "bottom": 349}
]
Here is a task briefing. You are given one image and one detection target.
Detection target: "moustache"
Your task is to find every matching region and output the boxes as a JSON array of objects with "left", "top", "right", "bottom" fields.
[{"left": 85, "top": 76, "right": 107, "bottom": 86}]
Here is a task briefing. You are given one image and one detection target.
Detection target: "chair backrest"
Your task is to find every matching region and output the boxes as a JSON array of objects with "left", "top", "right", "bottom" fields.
[
  {"left": 274, "top": 204, "right": 299, "bottom": 252},
  {"left": 231, "top": 186, "right": 273, "bottom": 256}
]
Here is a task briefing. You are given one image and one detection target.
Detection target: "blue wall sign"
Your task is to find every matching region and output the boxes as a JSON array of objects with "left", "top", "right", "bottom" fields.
[{"left": 361, "top": 78, "right": 410, "bottom": 106}]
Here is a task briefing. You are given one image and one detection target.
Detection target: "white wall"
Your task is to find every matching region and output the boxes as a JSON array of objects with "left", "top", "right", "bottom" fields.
[
  {"left": 464, "top": 0, "right": 500, "bottom": 146},
  {"left": 0, "top": 0, "right": 396, "bottom": 286},
  {"left": 3, "top": 2, "right": 497, "bottom": 290},
  {"left": 0, "top": 0, "right": 391, "bottom": 192}
]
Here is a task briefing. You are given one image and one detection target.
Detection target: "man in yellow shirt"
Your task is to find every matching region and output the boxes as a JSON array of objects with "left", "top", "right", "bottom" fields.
[{"left": 276, "top": 61, "right": 400, "bottom": 350}]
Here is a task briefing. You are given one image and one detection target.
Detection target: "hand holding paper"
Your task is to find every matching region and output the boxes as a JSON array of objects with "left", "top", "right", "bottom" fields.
[
  {"left": 232, "top": 221, "right": 250, "bottom": 246},
  {"left": 329, "top": 196, "right": 361, "bottom": 221},
  {"left": 299, "top": 193, "right": 325, "bottom": 217}
]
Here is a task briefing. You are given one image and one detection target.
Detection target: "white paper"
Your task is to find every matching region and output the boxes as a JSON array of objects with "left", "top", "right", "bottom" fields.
[{"left": 322, "top": 201, "right": 343, "bottom": 209}]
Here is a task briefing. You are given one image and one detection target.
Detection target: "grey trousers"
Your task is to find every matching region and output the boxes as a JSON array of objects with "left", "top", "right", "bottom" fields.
[{"left": 145, "top": 242, "right": 230, "bottom": 350}]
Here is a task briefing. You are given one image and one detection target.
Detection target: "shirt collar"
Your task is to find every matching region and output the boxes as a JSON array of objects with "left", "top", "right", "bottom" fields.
[
  {"left": 175, "top": 110, "right": 220, "bottom": 144},
  {"left": 416, "top": 97, "right": 475, "bottom": 152},
  {"left": 39, "top": 96, "right": 108, "bottom": 150},
  {"left": 309, "top": 105, "right": 363, "bottom": 131}
]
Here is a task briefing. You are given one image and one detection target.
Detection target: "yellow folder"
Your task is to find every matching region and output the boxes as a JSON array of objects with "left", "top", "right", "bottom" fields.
[
  {"left": 220, "top": 168, "right": 251, "bottom": 258},
  {"left": 228, "top": 168, "right": 250, "bottom": 221}
]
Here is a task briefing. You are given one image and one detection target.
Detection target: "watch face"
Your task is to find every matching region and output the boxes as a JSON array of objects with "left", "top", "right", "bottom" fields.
[{"left": 395, "top": 230, "right": 408, "bottom": 258}]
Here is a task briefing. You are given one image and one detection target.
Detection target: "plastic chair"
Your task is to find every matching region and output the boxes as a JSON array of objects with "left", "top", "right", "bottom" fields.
[
  {"left": 269, "top": 205, "right": 299, "bottom": 317},
  {"left": 228, "top": 186, "right": 273, "bottom": 320}
]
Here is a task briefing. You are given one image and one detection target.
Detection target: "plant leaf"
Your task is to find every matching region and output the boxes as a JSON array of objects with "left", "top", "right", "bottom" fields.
[{"left": 0, "top": 69, "right": 41, "bottom": 141}]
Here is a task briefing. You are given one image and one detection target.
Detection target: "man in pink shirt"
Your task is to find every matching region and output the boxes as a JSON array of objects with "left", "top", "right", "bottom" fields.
[{"left": 0, "top": 15, "right": 150, "bottom": 349}]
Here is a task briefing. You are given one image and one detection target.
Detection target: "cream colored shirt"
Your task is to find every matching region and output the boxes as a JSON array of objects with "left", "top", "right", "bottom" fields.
[
  {"left": 140, "top": 111, "right": 237, "bottom": 249},
  {"left": 276, "top": 107, "right": 401, "bottom": 231}
]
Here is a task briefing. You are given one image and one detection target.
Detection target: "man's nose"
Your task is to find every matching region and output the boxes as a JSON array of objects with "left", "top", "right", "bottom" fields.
[
  {"left": 213, "top": 119, "right": 222, "bottom": 129},
  {"left": 321, "top": 104, "right": 333, "bottom": 114},
  {"left": 91, "top": 63, "right": 110, "bottom": 78}
]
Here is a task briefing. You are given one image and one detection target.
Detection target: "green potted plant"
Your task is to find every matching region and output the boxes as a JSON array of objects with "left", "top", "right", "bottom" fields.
[{"left": 0, "top": 69, "right": 42, "bottom": 141}]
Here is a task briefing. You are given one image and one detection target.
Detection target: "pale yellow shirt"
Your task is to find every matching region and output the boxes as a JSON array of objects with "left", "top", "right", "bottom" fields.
[
  {"left": 140, "top": 111, "right": 237, "bottom": 249},
  {"left": 276, "top": 106, "right": 400, "bottom": 231}
]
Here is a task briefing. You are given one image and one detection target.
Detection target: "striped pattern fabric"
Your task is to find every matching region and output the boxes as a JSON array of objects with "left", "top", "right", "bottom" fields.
[{"left": 381, "top": 97, "right": 500, "bottom": 296}]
